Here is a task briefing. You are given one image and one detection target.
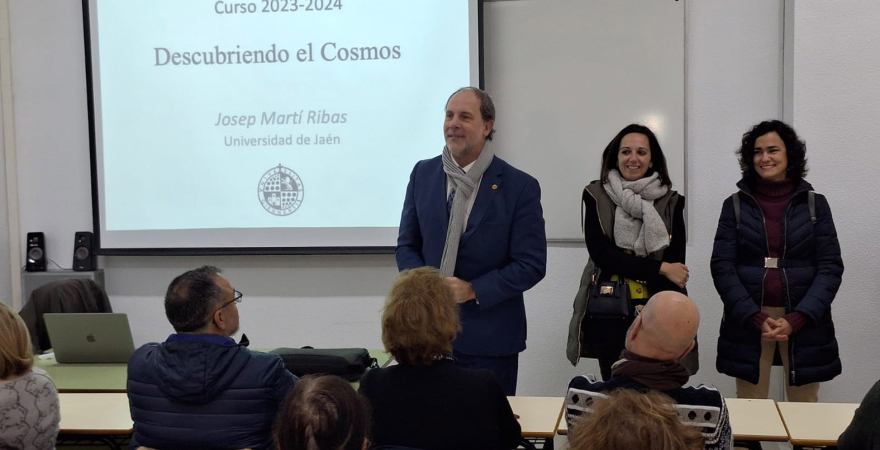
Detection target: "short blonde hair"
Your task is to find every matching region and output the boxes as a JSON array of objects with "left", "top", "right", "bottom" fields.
[
  {"left": 382, "top": 267, "right": 461, "bottom": 365},
  {"left": 569, "top": 389, "right": 705, "bottom": 450},
  {"left": 0, "top": 302, "right": 34, "bottom": 379}
]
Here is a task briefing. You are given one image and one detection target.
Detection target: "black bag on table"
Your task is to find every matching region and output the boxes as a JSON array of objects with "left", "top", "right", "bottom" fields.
[{"left": 269, "top": 347, "right": 377, "bottom": 381}]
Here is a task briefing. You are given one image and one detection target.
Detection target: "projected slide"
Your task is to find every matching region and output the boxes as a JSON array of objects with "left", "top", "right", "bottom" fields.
[{"left": 88, "top": 0, "right": 479, "bottom": 251}]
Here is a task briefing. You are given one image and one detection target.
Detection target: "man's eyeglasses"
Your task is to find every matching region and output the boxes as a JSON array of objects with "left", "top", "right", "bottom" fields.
[{"left": 216, "top": 289, "right": 243, "bottom": 312}]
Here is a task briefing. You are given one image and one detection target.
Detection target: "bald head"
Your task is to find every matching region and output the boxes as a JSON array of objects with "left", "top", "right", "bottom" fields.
[{"left": 626, "top": 291, "right": 700, "bottom": 361}]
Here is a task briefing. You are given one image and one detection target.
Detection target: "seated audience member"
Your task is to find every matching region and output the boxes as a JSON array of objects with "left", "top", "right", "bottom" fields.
[
  {"left": 838, "top": 378, "right": 880, "bottom": 450},
  {"left": 359, "top": 267, "right": 521, "bottom": 450},
  {"left": 127, "top": 266, "right": 298, "bottom": 450},
  {"left": 566, "top": 291, "right": 731, "bottom": 450},
  {"left": 0, "top": 302, "right": 59, "bottom": 450},
  {"left": 273, "top": 375, "right": 370, "bottom": 450},
  {"left": 569, "top": 389, "right": 705, "bottom": 450}
]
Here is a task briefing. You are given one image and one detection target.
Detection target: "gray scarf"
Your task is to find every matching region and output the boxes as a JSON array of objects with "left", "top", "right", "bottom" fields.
[
  {"left": 439, "top": 145, "right": 495, "bottom": 276},
  {"left": 603, "top": 170, "right": 670, "bottom": 256}
]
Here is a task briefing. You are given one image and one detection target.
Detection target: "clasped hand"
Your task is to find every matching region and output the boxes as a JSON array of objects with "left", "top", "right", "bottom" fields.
[
  {"left": 761, "top": 317, "right": 793, "bottom": 341},
  {"left": 659, "top": 262, "right": 689, "bottom": 289}
]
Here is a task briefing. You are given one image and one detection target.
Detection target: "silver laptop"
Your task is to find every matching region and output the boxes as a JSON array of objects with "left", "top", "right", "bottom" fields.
[{"left": 43, "top": 313, "right": 135, "bottom": 363}]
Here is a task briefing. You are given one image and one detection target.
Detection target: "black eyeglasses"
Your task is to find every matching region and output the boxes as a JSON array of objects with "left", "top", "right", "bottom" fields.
[{"left": 216, "top": 289, "right": 243, "bottom": 312}]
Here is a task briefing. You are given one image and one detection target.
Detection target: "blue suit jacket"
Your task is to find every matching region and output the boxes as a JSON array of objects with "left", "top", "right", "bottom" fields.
[{"left": 396, "top": 155, "right": 547, "bottom": 356}]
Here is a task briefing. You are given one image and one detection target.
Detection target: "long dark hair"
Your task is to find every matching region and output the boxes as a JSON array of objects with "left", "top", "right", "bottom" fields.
[
  {"left": 600, "top": 124, "right": 671, "bottom": 186},
  {"left": 737, "top": 120, "right": 808, "bottom": 182},
  {"left": 273, "top": 375, "right": 371, "bottom": 450}
]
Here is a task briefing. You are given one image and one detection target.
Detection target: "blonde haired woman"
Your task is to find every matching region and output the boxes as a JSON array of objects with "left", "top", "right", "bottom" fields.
[
  {"left": 359, "top": 267, "right": 521, "bottom": 450},
  {"left": 0, "top": 302, "right": 60, "bottom": 450}
]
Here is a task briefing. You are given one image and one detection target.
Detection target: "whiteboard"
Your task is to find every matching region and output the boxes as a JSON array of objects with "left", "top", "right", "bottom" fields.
[{"left": 483, "top": 0, "right": 686, "bottom": 241}]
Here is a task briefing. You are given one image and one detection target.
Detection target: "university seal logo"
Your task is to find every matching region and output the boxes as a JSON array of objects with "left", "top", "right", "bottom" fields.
[{"left": 258, "top": 164, "right": 304, "bottom": 216}]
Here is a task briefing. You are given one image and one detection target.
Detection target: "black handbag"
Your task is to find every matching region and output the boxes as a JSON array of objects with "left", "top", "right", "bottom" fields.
[
  {"left": 269, "top": 347, "right": 378, "bottom": 381},
  {"left": 584, "top": 267, "right": 633, "bottom": 320}
]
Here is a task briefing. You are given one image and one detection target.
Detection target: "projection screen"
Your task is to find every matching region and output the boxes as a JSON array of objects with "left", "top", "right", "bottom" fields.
[{"left": 85, "top": 0, "right": 483, "bottom": 254}]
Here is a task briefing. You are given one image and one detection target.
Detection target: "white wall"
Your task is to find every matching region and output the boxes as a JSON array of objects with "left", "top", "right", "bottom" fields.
[
  {"left": 0, "top": 69, "right": 10, "bottom": 308},
  {"left": 684, "top": 0, "right": 786, "bottom": 399},
  {"left": 9, "top": 1, "right": 93, "bottom": 267},
  {"left": 791, "top": 0, "right": 880, "bottom": 401},
  {"left": 0, "top": 0, "right": 12, "bottom": 307},
  {"left": 4, "top": 0, "right": 875, "bottom": 402}
]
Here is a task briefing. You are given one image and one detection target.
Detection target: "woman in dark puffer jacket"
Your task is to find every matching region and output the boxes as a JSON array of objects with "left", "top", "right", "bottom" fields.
[{"left": 711, "top": 120, "right": 843, "bottom": 402}]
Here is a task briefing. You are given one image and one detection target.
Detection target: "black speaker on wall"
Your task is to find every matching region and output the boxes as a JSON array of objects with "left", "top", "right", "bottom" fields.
[
  {"left": 25, "top": 232, "right": 47, "bottom": 272},
  {"left": 72, "top": 231, "right": 96, "bottom": 272}
]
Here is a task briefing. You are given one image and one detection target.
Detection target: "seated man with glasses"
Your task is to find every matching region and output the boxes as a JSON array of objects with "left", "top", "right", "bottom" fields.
[{"left": 127, "top": 265, "right": 298, "bottom": 450}]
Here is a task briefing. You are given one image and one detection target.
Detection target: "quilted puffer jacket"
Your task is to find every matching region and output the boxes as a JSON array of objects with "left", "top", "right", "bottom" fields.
[
  {"left": 127, "top": 334, "right": 298, "bottom": 450},
  {"left": 711, "top": 179, "right": 843, "bottom": 386}
]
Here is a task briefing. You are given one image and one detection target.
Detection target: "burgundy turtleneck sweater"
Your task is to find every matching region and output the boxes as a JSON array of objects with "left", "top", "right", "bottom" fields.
[{"left": 749, "top": 178, "right": 807, "bottom": 334}]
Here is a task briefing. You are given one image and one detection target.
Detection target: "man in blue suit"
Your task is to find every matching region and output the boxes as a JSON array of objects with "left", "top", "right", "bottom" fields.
[{"left": 396, "top": 87, "right": 547, "bottom": 395}]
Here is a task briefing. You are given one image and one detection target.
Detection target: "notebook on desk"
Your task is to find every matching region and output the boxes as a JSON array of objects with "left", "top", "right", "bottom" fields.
[{"left": 43, "top": 313, "right": 135, "bottom": 363}]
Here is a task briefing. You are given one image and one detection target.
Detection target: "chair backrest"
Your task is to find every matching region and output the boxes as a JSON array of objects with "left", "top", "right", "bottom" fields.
[{"left": 18, "top": 278, "right": 112, "bottom": 352}]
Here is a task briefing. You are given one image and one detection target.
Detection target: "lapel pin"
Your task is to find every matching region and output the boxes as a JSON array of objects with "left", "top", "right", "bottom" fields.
[{"left": 492, "top": 184, "right": 498, "bottom": 190}]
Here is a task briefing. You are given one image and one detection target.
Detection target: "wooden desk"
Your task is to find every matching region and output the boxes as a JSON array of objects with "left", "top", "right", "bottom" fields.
[
  {"left": 58, "top": 393, "right": 132, "bottom": 450},
  {"left": 776, "top": 401, "right": 858, "bottom": 447},
  {"left": 59, "top": 392, "right": 133, "bottom": 435},
  {"left": 725, "top": 398, "right": 789, "bottom": 442},
  {"left": 508, "top": 396, "right": 564, "bottom": 439}
]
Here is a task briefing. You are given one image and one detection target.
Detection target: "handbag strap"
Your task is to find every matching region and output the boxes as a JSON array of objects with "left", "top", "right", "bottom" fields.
[{"left": 590, "top": 265, "right": 601, "bottom": 284}]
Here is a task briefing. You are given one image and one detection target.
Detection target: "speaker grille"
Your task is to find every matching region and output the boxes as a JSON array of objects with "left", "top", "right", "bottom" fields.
[
  {"left": 74, "top": 246, "right": 90, "bottom": 260},
  {"left": 27, "top": 247, "right": 44, "bottom": 261}
]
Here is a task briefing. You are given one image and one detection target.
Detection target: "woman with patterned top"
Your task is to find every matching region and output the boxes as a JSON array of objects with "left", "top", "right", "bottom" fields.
[{"left": 0, "top": 302, "right": 60, "bottom": 450}]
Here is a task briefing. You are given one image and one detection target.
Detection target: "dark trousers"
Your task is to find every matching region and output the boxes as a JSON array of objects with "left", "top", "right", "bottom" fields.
[{"left": 453, "top": 351, "right": 519, "bottom": 396}]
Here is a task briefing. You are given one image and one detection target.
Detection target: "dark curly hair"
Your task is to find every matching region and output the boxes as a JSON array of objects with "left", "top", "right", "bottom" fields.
[
  {"left": 599, "top": 124, "right": 671, "bottom": 187},
  {"left": 737, "top": 120, "right": 808, "bottom": 182}
]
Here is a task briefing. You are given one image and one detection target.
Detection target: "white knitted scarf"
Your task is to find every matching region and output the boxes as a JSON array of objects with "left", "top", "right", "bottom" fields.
[{"left": 603, "top": 170, "right": 670, "bottom": 256}]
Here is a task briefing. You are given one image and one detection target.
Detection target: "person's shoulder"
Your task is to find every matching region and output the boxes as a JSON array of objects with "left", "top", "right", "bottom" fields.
[
  {"left": 244, "top": 347, "right": 287, "bottom": 368},
  {"left": 567, "top": 373, "right": 614, "bottom": 394},
  {"left": 865, "top": 378, "right": 880, "bottom": 400},
  {"left": 358, "top": 365, "right": 407, "bottom": 394},
  {"left": 360, "top": 365, "right": 389, "bottom": 383},
  {"left": 413, "top": 155, "right": 443, "bottom": 171},
  {"left": 494, "top": 156, "right": 535, "bottom": 180},
  {"left": 134, "top": 341, "right": 163, "bottom": 352},
  {"left": 30, "top": 368, "right": 59, "bottom": 395},
  {"left": 669, "top": 383, "right": 725, "bottom": 408},
  {"left": 452, "top": 364, "right": 500, "bottom": 385},
  {"left": 127, "top": 342, "right": 162, "bottom": 367},
  {"left": 30, "top": 367, "right": 56, "bottom": 383},
  {"left": 566, "top": 375, "right": 620, "bottom": 415}
]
